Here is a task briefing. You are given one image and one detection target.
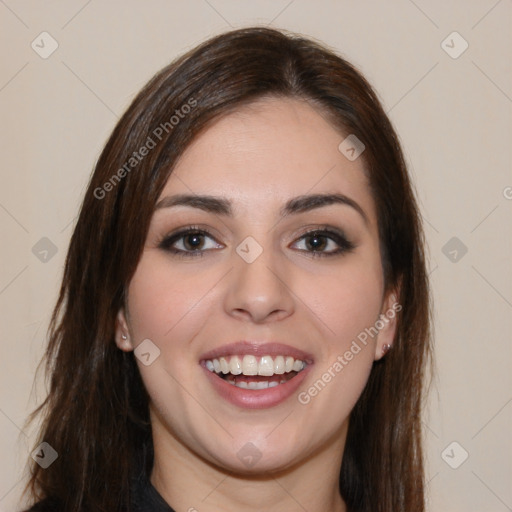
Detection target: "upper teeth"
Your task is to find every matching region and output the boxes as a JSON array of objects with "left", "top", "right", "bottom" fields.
[{"left": 205, "top": 355, "right": 305, "bottom": 376}]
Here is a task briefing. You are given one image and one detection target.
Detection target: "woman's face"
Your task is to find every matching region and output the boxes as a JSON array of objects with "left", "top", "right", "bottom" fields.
[{"left": 116, "top": 96, "right": 398, "bottom": 473}]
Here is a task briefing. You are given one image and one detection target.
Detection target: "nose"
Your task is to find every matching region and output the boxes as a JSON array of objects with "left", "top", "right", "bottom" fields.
[{"left": 223, "top": 240, "right": 295, "bottom": 324}]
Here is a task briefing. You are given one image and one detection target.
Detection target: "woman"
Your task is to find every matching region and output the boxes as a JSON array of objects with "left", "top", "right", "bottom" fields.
[{"left": 22, "top": 26, "right": 432, "bottom": 512}]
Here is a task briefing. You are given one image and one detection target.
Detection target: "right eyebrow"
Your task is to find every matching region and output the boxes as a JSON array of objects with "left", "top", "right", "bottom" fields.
[{"left": 154, "top": 194, "right": 232, "bottom": 215}]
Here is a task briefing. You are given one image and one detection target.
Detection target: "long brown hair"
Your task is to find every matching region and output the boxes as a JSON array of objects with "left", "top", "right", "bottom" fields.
[{"left": 22, "top": 26, "right": 432, "bottom": 512}]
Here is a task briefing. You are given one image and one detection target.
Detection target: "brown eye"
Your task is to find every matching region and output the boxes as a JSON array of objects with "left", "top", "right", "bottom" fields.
[
  {"left": 291, "top": 229, "right": 355, "bottom": 257},
  {"left": 182, "top": 232, "right": 206, "bottom": 251},
  {"left": 304, "top": 233, "right": 329, "bottom": 251},
  {"left": 158, "top": 227, "right": 223, "bottom": 257}
]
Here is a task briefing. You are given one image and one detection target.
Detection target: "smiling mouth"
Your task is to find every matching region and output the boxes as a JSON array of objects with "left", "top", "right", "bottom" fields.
[{"left": 204, "top": 354, "right": 307, "bottom": 389}]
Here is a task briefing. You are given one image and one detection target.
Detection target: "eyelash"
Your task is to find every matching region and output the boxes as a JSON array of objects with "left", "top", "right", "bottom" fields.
[{"left": 157, "top": 225, "right": 356, "bottom": 259}]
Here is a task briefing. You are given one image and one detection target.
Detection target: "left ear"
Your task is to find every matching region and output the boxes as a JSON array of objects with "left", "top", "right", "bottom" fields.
[{"left": 374, "top": 287, "right": 402, "bottom": 361}]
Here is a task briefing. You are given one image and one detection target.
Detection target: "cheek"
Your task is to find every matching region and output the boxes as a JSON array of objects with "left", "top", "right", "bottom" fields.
[
  {"left": 126, "top": 252, "right": 216, "bottom": 342},
  {"left": 306, "top": 254, "right": 384, "bottom": 347},
  {"left": 294, "top": 254, "right": 383, "bottom": 413},
  {"left": 125, "top": 255, "right": 215, "bottom": 426}
]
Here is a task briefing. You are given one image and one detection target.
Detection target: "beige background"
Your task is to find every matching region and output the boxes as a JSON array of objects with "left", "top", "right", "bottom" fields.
[{"left": 1, "top": 1, "right": 511, "bottom": 511}]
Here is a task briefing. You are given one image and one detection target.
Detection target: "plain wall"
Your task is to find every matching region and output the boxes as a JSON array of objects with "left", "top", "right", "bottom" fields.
[{"left": 0, "top": 1, "right": 511, "bottom": 511}]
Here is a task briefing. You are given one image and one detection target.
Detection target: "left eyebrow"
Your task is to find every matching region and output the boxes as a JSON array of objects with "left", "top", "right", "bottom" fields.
[
  {"left": 154, "top": 192, "right": 369, "bottom": 226},
  {"left": 280, "top": 193, "right": 369, "bottom": 226}
]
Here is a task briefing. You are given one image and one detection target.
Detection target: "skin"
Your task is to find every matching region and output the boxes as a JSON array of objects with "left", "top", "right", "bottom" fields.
[{"left": 115, "top": 96, "right": 398, "bottom": 512}]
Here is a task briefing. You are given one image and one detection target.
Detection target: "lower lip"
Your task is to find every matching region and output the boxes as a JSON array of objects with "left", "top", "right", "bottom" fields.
[{"left": 202, "top": 365, "right": 312, "bottom": 409}]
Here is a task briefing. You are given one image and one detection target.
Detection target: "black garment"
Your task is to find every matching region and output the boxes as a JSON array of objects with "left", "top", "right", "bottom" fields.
[
  {"left": 130, "top": 471, "right": 175, "bottom": 512},
  {"left": 130, "top": 438, "right": 176, "bottom": 511},
  {"left": 23, "top": 475, "right": 175, "bottom": 512},
  {"left": 23, "top": 441, "right": 176, "bottom": 511}
]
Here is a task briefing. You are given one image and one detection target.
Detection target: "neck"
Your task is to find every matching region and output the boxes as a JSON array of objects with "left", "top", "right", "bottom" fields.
[{"left": 149, "top": 408, "right": 348, "bottom": 512}]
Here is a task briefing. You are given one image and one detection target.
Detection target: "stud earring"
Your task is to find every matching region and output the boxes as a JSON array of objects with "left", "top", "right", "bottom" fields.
[
  {"left": 122, "top": 334, "right": 127, "bottom": 340},
  {"left": 382, "top": 343, "right": 392, "bottom": 356}
]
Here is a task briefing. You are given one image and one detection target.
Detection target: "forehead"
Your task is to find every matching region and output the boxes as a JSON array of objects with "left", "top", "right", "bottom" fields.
[{"left": 159, "top": 97, "right": 376, "bottom": 227}]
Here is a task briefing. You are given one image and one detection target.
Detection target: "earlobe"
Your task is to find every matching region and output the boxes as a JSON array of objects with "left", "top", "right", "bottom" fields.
[{"left": 115, "top": 308, "right": 133, "bottom": 352}]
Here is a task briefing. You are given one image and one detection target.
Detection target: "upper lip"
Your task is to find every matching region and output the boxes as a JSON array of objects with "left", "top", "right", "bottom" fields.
[{"left": 199, "top": 341, "right": 314, "bottom": 364}]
